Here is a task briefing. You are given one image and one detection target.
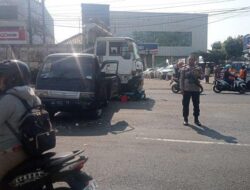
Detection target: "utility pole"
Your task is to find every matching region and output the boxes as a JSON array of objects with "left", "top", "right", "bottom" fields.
[
  {"left": 42, "top": 0, "right": 46, "bottom": 44},
  {"left": 28, "top": 0, "right": 32, "bottom": 44}
]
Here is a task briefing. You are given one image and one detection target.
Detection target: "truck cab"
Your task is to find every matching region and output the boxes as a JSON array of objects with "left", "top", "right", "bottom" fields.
[{"left": 94, "top": 37, "right": 144, "bottom": 93}]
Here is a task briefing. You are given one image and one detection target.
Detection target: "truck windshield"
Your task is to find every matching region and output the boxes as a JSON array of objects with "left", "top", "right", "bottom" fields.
[
  {"left": 40, "top": 56, "right": 94, "bottom": 79},
  {"left": 132, "top": 42, "right": 141, "bottom": 60}
]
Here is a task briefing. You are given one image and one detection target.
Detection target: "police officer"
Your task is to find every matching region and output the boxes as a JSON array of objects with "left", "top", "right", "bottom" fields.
[{"left": 180, "top": 55, "right": 203, "bottom": 126}]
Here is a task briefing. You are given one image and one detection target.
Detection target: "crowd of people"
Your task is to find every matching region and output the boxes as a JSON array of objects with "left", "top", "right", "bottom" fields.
[{"left": 214, "top": 64, "right": 248, "bottom": 85}]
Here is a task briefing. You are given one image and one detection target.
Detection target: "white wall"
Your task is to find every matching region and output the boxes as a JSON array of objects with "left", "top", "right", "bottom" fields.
[{"left": 110, "top": 11, "right": 208, "bottom": 57}]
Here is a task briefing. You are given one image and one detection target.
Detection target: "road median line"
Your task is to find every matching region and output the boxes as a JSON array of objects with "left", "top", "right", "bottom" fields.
[{"left": 136, "top": 137, "right": 250, "bottom": 147}]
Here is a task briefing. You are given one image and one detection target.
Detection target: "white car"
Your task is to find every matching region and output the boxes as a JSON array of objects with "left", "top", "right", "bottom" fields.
[
  {"left": 159, "top": 65, "right": 175, "bottom": 80},
  {"left": 143, "top": 68, "right": 155, "bottom": 78}
]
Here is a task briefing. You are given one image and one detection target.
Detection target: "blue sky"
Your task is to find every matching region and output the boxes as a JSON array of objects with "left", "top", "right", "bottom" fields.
[{"left": 45, "top": 0, "right": 250, "bottom": 49}]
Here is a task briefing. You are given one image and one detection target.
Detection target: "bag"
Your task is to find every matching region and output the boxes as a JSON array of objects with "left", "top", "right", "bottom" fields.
[{"left": 6, "top": 94, "right": 56, "bottom": 157}]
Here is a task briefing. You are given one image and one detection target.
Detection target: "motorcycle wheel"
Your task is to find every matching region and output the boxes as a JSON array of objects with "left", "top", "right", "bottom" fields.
[
  {"left": 171, "top": 84, "right": 179, "bottom": 93},
  {"left": 239, "top": 88, "right": 246, "bottom": 94},
  {"left": 213, "top": 85, "right": 221, "bottom": 93}
]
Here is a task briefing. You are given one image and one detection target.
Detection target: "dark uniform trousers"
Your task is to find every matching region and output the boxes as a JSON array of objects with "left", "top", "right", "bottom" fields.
[{"left": 182, "top": 91, "right": 200, "bottom": 118}]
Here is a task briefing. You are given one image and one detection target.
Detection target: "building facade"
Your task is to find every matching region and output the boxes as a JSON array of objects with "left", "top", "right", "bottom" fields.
[
  {"left": 110, "top": 11, "right": 208, "bottom": 64},
  {"left": 0, "top": 0, "right": 54, "bottom": 45}
]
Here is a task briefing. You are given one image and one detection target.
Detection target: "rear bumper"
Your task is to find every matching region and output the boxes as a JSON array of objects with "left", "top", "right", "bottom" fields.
[{"left": 41, "top": 97, "right": 98, "bottom": 112}]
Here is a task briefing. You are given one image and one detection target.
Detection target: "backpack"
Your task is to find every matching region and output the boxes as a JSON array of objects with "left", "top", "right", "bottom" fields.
[{"left": 5, "top": 93, "right": 56, "bottom": 157}]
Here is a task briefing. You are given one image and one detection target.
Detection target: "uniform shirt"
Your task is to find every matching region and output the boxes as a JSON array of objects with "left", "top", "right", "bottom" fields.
[{"left": 180, "top": 65, "right": 202, "bottom": 92}]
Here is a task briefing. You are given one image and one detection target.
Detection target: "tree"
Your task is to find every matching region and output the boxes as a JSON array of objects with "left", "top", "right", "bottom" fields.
[
  {"left": 207, "top": 50, "right": 226, "bottom": 65},
  {"left": 212, "top": 41, "right": 222, "bottom": 50},
  {"left": 194, "top": 50, "right": 225, "bottom": 65},
  {"left": 223, "top": 36, "right": 243, "bottom": 60}
]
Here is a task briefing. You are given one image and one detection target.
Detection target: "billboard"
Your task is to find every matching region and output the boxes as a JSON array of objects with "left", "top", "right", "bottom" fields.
[
  {"left": 82, "top": 4, "right": 110, "bottom": 28},
  {"left": 243, "top": 34, "right": 250, "bottom": 51},
  {"left": 0, "top": 27, "right": 26, "bottom": 41},
  {"left": 137, "top": 43, "right": 158, "bottom": 54}
]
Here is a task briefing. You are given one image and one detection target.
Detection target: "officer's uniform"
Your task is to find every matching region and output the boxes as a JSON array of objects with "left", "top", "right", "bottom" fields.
[{"left": 180, "top": 65, "right": 202, "bottom": 122}]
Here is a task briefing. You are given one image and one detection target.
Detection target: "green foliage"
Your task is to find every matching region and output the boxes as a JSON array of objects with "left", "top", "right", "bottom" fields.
[
  {"left": 194, "top": 50, "right": 225, "bottom": 65},
  {"left": 223, "top": 36, "right": 243, "bottom": 59},
  {"left": 195, "top": 36, "right": 244, "bottom": 64},
  {"left": 212, "top": 41, "right": 222, "bottom": 50}
]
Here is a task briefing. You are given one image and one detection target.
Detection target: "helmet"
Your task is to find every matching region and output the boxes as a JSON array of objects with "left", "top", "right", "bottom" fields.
[
  {"left": 0, "top": 60, "right": 31, "bottom": 91},
  {"left": 224, "top": 64, "right": 232, "bottom": 69}
]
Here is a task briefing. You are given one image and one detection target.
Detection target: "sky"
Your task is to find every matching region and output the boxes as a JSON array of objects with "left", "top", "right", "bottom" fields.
[{"left": 45, "top": 0, "right": 250, "bottom": 49}]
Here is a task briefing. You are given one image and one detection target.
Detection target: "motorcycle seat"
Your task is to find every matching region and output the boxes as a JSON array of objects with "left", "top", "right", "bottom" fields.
[{"left": 3, "top": 150, "right": 83, "bottom": 181}]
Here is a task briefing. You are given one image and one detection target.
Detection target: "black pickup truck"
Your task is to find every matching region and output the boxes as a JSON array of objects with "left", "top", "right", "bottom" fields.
[{"left": 35, "top": 53, "right": 119, "bottom": 118}]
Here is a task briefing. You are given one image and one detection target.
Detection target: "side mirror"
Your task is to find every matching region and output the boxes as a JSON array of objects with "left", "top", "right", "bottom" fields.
[{"left": 101, "top": 60, "right": 119, "bottom": 75}]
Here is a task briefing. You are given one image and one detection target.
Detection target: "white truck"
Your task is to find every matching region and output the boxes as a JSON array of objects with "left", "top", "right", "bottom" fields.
[{"left": 94, "top": 37, "right": 145, "bottom": 98}]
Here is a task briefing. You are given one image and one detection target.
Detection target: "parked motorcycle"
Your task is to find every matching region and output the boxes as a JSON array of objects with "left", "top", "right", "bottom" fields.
[
  {"left": 213, "top": 77, "right": 247, "bottom": 94},
  {"left": 170, "top": 78, "right": 203, "bottom": 94},
  {"left": 0, "top": 150, "right": 97, "bottom": 190}
]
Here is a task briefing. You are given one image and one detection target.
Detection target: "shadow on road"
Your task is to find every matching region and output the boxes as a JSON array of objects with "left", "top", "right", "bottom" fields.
[
  {"left": 188, "top": 124, "right": 238, "bottom": 144},
  {"left": 218, "top": 92, "right": 250, "bottom": 95},
  {"left": 54, "top": 98, "right": 155, "bottom": 137}
]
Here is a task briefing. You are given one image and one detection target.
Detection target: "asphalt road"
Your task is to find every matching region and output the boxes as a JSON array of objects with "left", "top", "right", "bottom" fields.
[{"left": 53, "top": 79, "right": 250, "bottom": 190}]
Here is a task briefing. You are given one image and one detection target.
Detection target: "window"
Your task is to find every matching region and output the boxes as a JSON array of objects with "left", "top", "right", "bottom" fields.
[
  {"left": 133, "top": 31, "right": 192, "bottom": 47},
  {"left": 40, "top": 56, "right": 94, "bottom": 79},
  {"left": 96, "top": 41, "right": 106, "bottom": 56},
  {"left": 109, "top": 41, "right": 130, "bottom": 59}
]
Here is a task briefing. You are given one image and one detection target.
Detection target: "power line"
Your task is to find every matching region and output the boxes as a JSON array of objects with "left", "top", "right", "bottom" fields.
[
  {"left": 119, "top": 0, "right": 235, "bottom": 12},
  {"left": 110, "top": 7, "right": 250, "bottom": 29},
  {"left": 48, "top": 6, "right": 250, "bottom": 21},
  {"left": 51, "top": 8, "right": 249, "bottom": 30},
  {"left": 46, "top": 0, "right": 234, "bottom": 14},
  {"left": 182, "top": 10, "right": 250, "bottom": 31},
  {"left": 23, "top": 5, "right": 250, "bottom": 26}
]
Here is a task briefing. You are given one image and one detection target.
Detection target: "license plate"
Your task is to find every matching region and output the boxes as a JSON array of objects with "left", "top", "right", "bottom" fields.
[{"left": 83, "top": 180, "right": 98, "bottom": 190}]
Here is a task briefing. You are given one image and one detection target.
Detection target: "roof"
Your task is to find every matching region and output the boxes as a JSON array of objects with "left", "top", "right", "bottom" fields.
[{"left": 46, "top": 53, "right": 96, "bottom": 58}]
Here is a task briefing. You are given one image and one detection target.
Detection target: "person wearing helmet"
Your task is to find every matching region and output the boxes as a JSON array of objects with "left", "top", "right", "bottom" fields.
[
  {"left": 223, "top": 64, "right": 236, "bottom": 86},
  {"left": 239, "top": 65, "right": 247, "bottom": 82},
  {"left": 173, "top": 61, "right": 184, "bottom": 80},
  {"left": 0, "top": 60, "right": 41, "bottom": 181}
]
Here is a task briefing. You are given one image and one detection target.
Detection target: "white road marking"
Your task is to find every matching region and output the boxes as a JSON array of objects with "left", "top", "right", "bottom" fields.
[{"left": 136, "top": 137, "right": 250, "bottom": 147}]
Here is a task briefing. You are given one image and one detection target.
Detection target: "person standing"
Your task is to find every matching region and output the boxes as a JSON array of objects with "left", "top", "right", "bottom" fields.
[
  {"left": 173, "top": 61, "right": 184, "bottom": 80},
  {"left": 180, "top": 55, "right": 203, "bottom": 126},
  {"left": 204, "top": 64, "right": 211, "bottom": 83}
]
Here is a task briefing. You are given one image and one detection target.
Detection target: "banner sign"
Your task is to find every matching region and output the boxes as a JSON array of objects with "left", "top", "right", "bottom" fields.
[
  {"left": 0, "top": 27, "right": 26, "bottom": 41},
  {"left": 137, "top": 43, "right": 158, "bottom": 54}
]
